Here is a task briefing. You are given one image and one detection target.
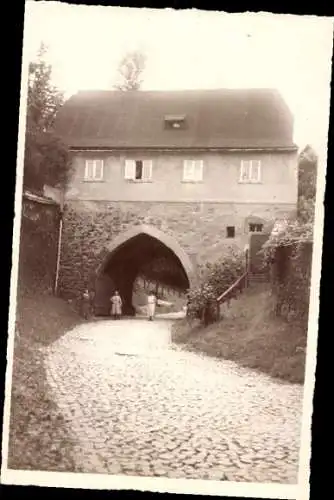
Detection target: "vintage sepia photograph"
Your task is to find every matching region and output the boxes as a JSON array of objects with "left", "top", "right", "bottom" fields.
[{"left": 1, "top": 1, "right": 333, "bottom": 498}]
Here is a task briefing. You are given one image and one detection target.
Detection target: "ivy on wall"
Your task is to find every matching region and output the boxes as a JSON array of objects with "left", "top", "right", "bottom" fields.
[
  {"left": 260, "top": 213, "right": 313, "bottom": 327},
  {"left": 19, "top": 199, "right": 60, "bottom": 294},
  {"left": 259, "top": 144, "right": 317, "bottom": 327}
]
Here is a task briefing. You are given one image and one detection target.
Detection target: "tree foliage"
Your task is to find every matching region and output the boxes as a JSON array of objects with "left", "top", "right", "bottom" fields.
[
  {"left": 261, "top": 145, "right": 317, "bottom": 260},
  {"left": 113, "top": 50, "right": 146, "bottom": 91},
  {"left": 24, "top": 43, "right": 69, "bottom": 192},
  {"left": 262, "top": 218, "right": 313, "bottom": 257},
  {"left": 297, "top": 145, "right": 318, "bottom": 225},
  {"left": 258, "top": 146, "right": 316, "bottom": 324},
  {"left": 139, "top": 257, "right": 186, "bottom": 289},
  {"left": 187, "top": 249, "right": 244, "bottom": 325}
]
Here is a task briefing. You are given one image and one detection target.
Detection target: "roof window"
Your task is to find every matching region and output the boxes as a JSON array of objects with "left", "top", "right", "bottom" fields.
[{"left": 164, "top": 115, "right": 186, "bottom": 130}]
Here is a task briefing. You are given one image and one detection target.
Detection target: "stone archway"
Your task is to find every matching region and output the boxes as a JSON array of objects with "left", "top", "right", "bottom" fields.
[{"left": 94, "top": 224, "right": 195, "bottom": 316}]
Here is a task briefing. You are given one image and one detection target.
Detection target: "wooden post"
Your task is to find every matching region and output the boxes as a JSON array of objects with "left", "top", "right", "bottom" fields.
[
  {"left": 245, "top": 250, "right": 249, "bottom": 288},
  {"left": 216, "top": 301, "right": 220, "bottom": 321},
  {"left": 54, "top": 212, "right": 63, "bottom": 296}
]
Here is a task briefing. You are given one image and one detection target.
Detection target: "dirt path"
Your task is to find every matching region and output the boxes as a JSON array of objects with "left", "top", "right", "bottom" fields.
[{"left": 44, "top": 318, "right": 303, "bottom": 483}]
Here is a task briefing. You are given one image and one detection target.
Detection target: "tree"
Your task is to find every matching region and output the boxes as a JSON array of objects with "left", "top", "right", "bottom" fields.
[
  {"left": 24, "top": 43, "right": 70, "bottom": 192},
  {"left": 297, "top": 145, "right": 318, "bottom": 224},
  {"left": 113, "top": 50, "right": 146, "bottom": 91}
]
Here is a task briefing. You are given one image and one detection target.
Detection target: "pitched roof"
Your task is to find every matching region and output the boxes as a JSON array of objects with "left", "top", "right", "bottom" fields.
[{"left": 55, "top": 88, "right": 296, "bottom": 150}]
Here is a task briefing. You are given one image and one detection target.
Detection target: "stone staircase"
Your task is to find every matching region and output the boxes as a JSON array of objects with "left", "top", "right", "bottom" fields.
[{"left": 248, "top": 272, "right": 270, "bottom": 287}]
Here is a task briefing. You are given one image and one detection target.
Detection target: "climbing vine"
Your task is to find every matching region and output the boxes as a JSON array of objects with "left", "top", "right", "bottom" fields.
[
  {"left": 260, "top": 218, "right": 313, "bottom": 325},
  {"left": 19, "top": 198, "right": 60, "bottom": 294}
]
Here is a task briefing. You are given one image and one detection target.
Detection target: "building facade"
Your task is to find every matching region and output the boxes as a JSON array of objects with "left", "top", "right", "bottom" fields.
[{"left": 55, "top": 88, "right": 298, "bottom": 313}]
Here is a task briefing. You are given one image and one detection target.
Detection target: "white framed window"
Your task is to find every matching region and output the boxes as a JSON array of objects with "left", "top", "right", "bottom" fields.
[
  {"left": 239, "top": 160, "right": 261, "bottom": 183},
  {"left": 183, "top": 160, "right": 203, "bottom": 182},
  {"left": 84, "top": 159, "right": 104, "bottom": 181},
  {"left": 124, "top": 159, "right": 153, "bottom": 181}
]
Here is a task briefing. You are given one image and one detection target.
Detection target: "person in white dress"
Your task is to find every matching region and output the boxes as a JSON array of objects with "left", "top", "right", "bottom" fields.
[
  {"left": 147, "top": 292, "right": 157, "bottom": 321},
  {"left": 110, "top": 290, "right": 122, "bottom": 320}
]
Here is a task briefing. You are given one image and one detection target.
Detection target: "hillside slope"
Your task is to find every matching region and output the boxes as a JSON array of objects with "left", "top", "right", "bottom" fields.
[
  {"left": 172, "top": 284, "right": 307, "bottom": 384},
  {"left": 8, "top": 281, "right": 83, "bottom": 470}
]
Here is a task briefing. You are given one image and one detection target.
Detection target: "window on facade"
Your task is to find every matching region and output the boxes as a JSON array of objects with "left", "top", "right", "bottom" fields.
[
  {"left": 183, "top": 160, "right": 203, "bottom": 182},
  {"left": 124, "top": 159, "right": 153, "bottom": 181},
  {"left": 226, "top": 226, "right": 235, "bottom": 238},
  {"left": 84, "top": 160, "right": 104, "bottom": 181},
  {"left": 239, "top": 160, "right": 261, "bottom": 183},
  {"left": 249, "top": 223, "right": 263, "bottom": 233}
]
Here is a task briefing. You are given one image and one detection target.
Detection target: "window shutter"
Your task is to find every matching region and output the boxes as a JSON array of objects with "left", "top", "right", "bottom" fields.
[
  {"left": 194, "top": 160, "right": 203, "bottom": 181},
  {"left": 85, "top": 160, "right": 94, "bottom": 180},
  {"left": 183, "top": 160, "right": 194, "bottom": 181},
  {"left": 95, "top": 160, "right": 104, "bottom": 180},
  {"left": 252, "top": 160, "right": 261, "bottom": 182},
  {"left": 124, "top": 159, "right": 136, "bottom": 179},
  {"left": 240, "top": 160, "right": 250, "bottom": 181},
  {"left": 240, "top": 161, "right": 245, "bottom": 181},
  {"left": 142, "top": 160, "right": 153, "bottom": 181}
]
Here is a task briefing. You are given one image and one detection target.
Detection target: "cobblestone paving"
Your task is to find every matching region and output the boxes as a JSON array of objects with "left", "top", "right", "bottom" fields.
[{"left": 44, "top": 319, "right": 303, "bottom": 483}]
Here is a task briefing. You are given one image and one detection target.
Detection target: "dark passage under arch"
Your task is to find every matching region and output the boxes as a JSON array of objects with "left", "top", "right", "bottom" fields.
[{"left": 94, "top": 228, "right": 192, "bottom": 316}]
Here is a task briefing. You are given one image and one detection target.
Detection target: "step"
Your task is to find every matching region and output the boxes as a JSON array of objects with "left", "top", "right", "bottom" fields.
[{"left": 248, "top": 275, "right": 269, "bottom": 284}]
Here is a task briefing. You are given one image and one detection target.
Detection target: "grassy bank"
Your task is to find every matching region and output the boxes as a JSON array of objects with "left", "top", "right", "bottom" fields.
[
  {"left": 7, "top": 289, "right": 83, "bottom": 471},
  {"left": 172, "top": 285, "right": 307, "bottom": 384}
]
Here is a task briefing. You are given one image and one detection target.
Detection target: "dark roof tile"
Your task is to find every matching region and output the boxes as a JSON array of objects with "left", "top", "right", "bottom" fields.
[{"left": 55, "top": 88, "right": 296, "bottom": 150}]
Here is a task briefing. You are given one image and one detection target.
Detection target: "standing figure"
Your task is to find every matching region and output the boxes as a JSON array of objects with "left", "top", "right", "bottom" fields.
[
  {"left": 81, "top": 289, "right": 91, "bottom": 320},
  {"left": 110, "top": 290, "right": 122, "bottom": 320},
  {"left": 147, "top": 291, "right": 157, "bottom": 321}
]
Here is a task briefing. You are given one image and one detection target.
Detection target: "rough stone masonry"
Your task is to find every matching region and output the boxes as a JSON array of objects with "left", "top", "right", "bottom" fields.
[{"left": 58, "top": 199, "right": 294, "bottom": 308}]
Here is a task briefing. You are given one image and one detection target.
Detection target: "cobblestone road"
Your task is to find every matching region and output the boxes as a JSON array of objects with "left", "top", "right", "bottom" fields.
[{"left": 44, "top": 319, "right": 303, "bottom": 483}]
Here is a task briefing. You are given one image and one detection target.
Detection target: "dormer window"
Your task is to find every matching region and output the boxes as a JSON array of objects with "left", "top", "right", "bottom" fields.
[{"left": 164, "top": 115, "right": 186, "bottom": 130}]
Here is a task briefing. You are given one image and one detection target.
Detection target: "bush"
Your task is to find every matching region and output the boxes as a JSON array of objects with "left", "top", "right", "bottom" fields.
[{"left": 187, "top": 249, "right": 244, "bottom": 325}]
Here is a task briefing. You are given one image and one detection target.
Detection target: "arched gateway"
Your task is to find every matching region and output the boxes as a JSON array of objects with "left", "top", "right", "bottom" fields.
[{"left": 93, "top": 224, "right": 195, "bottom": 316}]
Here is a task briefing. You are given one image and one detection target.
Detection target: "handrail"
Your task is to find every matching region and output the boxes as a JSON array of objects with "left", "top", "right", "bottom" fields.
[{"left": 216, "top": 271, "right": 248, "bottom": 304}]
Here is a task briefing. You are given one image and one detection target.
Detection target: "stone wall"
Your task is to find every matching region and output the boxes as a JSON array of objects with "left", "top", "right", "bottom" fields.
[
  {"left": 18, "top": 194, "right": 60, "bottom": 295},
  {"left": 58, "top": 199, "right": 295, "bottom": 302}
]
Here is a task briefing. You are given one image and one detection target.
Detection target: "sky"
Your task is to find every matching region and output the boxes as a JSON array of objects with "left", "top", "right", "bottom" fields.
[{"left": 23, "top": 1, "right": 333, "bottom": 156}]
